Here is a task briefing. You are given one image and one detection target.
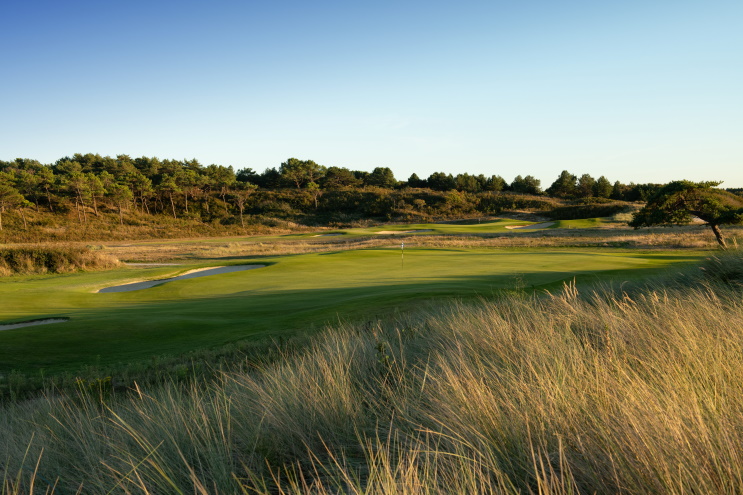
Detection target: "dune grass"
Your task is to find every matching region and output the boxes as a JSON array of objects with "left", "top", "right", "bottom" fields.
[
  {"left": 0, "top": 247, "right": 701, "bottom": 376},
  {"left": 1, "top": 251, "right": 742, "bottom": 493},
  {"left": 0, "top": 245, "right": 120, "bottom": 276}
]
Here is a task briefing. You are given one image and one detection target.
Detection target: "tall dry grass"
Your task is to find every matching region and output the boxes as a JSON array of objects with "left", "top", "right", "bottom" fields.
[
  {"left": 0, "top": 245, "right": 120, "bottom": 276},
  {"left": 1, "top": 252, "right": 743, "bottom": 493}
]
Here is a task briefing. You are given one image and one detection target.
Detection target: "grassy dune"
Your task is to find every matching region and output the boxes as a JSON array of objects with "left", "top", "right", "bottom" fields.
[
  {"left": 0, "top": 247, "right": 701, "bottom": 375},
  {"left": 1, "top": 252, "right": 741, "bottom": 494}
]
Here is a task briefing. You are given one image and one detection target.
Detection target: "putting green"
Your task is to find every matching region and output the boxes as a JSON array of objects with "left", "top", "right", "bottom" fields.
[{"left": 0, "top": 247, "right": 701, "bottom": 374}]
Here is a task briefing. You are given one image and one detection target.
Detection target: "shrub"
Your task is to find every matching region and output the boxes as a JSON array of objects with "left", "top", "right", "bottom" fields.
[
  {"left": 547, "top": 202, "right": 629, "bottom": 220},
  {"left": 0, "top": 246, "right": 120, "bottom": 275}
]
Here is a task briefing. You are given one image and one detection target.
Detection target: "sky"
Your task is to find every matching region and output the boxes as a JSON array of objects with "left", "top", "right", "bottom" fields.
[{"left": 1, "top": 0, "right": 741, "bottom": 187}]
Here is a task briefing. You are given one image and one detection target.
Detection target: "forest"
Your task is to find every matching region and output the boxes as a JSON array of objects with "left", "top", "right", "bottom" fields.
[{"left": 0, "top": 153, "right": 677, "bottom": 234}]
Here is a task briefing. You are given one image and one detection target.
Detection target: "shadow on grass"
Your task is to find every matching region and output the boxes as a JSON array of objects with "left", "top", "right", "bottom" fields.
[{"left": 0, "top": 253, "right": 703, "bottom": 375}]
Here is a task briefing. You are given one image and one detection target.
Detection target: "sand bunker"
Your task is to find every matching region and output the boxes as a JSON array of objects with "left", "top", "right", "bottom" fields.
[
  {"left": 505, "top": 222, "right": 555, "bottom": 230},
  {"left": 98, "top": 265, "right": 265, "bottom": 293},
  {"left": 375, "top": 229, "right": 433, "bottom": 235},
  {"left": 0, "top": 318, "right": 69, "bottom": 331}
]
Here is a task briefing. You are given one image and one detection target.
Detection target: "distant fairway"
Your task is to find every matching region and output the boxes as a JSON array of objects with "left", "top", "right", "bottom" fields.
[
  {"left": 0, "top": 247, "right": 701, "bottom": 374},
  {"left": 282, "top": 217, "right": 620, "bottom": 238}
]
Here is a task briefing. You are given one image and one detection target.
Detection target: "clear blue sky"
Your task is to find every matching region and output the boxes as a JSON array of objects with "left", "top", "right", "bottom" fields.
[{"left": 1, "top": 0, "right": 741, "bottom": 187}]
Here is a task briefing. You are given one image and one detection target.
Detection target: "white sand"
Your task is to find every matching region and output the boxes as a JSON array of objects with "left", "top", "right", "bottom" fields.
[
  {"left": 0, "top": 318, "right": 69, "bottom": 331},
  {"left": 504, "top": 222, "right": 555, "bottom": 230}
]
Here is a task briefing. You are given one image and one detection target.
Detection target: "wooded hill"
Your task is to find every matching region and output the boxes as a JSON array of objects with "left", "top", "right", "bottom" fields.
[{"left": 0, "top": 153, "right": 679, "bottom": 241}]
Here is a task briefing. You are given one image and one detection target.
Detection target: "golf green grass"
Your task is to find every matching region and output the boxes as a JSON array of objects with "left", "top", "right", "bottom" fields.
[
  {"left": 549, "top": 217, "right": 616, "bottom": 229},
  {"left": 0, "top": 247, "right": 701, "bottom": 374}
]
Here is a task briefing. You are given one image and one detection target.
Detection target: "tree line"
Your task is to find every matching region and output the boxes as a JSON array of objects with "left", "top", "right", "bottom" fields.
[{"left": 0, "top": 153, "right": 688, "bottom": 230}]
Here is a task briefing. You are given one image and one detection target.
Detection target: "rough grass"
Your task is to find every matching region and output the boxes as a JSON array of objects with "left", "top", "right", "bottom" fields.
[
  {"left": 0, "top": 246, "right": 120, "bottom": 276},
  {"left": 1, "top": 252, "right": 742, "bottom": 494},
  {"left": 98, "top": 225, "right": 739, "bottom": 263}
]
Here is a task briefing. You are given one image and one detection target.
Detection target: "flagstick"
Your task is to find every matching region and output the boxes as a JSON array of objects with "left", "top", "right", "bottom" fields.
[{"left": 401, "top": 242, "right": 404, "bottom": 270}]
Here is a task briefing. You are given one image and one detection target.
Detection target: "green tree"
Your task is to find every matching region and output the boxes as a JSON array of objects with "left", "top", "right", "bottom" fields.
[
  {"left": 86, "top": 172, "right": 105, "bottom": 216},
  {"left": 511, "top": 175, "right": 542, "bottom": 195},
  {"left": 158, "top": 174, "right": 181, "bottom": 219},
  {"left": 232, "top": 182, "right": 258, "bottom": 227},
  {"left": 629, "top": 181, "right": 743, "bottom": 248},
  {"left": 65, "top": 172, "right": 91, "bottom": 223},
  {"left": 455, "top": 173, "right": 480, "bottom": 193},
  {"left": 280, "top": 158, "right": 326, "bottom": 189},
  {"left": 14, "top": 169, "right": 41, "bottom": 211},
  {"left": 178, "top": 169, "right": 201, "bottom": 215},
  {"left": 407, "top": 173, "right": 426, "bottom": 188},
  {"left": 546, "top": 170, "right": 577, "bottom": 198},
  {"left": 235, "top": 167, "right": 258, "bottom": 184},
  {"left": 594, "top": 176, "right": 613, "bottom": 199},
  {"left": 108, "top": 183, "right": 133, "bottom": 225},
  {"left": 53, "top": 159, "right": 82, "bottom": 176},
  {"left": 427, "top": 172, "right": 455, "bottom": 191},
  {"left": 17, "top": 198, "right": 33, "bottom": 230},
  {"left": 366, "top": 167, "right": 397, "bottom": 188},
  {"left": 0, "top": 178, "right": 24, "bottom": 231},
  {"left": 111, "top": 154, "right": 138, "bottom": 179},
  {"left": 208, "top": 165, "right": 237, "bottom": 205},
  {"left": 127, "top": 171, "right": 154, "bottom": 214},
  {"left": 485, "top": 175, "right": 507, "bottom": 192},
  {"left": 134, "top": 156, "right": 161, "bottom": 176},
  {"left": 576, "top": 174, "right": 596, "bottom": 198},
  {"left": 258, "top": 167, "right": 283, "bottom": 189},
  {"left": 322, "top": 167, "right": 362, "bottom": 189},
  {"left": 306, "top": 181, "right": 322, "bottom": 209},
  {"left": 37, "top": 167, "right": 57, "bottom": 211},
  {"left": 611, "top": 180, "right": 627, "bottom": 200}
]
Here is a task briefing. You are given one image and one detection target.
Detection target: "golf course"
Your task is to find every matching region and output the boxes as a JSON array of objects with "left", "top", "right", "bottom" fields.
[
  {"left": 3, "top": 2, "right": 743, "bottom": 489},
  {"left": 0, "top": 224, "right": 703, "bottom": 375}
]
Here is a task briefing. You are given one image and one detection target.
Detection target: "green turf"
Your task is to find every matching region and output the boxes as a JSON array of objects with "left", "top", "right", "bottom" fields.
[
  {"left": 0, "top": 247, "right": 702, "bottom": 374},
  {"left": 549, "top": 217, "right": 615, "bottom": 229}
]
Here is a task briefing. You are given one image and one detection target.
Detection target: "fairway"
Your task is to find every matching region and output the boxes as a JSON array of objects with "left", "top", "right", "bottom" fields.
[
  {"left": 0, "top": 247, "right": 701, "bottom": 374},
  {"left": 283, "top": 217, "right": 620, "bottom": 238}
]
